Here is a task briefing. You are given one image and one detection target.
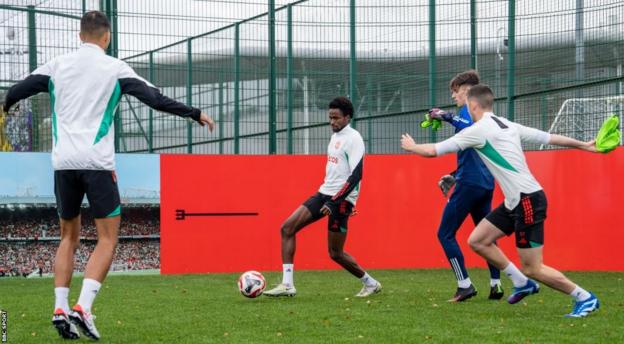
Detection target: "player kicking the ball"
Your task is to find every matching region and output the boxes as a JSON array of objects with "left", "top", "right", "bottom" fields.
[
  {"left": 264, "top": 97, "right": 381, "bottom": 298},
  {"left": 401, "top": 85, "right": 600, "bottom": 318}
]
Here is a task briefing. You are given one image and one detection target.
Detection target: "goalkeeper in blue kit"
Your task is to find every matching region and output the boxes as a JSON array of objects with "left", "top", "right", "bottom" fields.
[{"left": 427, "top": 70, "right": 503, "bottom": 302}]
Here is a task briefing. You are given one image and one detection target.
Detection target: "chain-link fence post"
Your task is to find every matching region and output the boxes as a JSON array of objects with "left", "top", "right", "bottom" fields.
[
  {"left": 470, "top": 0, "right": 477, "bottom": 69},
  {"left": 428, "top": 0, "right": 436, "bottom": 142},
  {"left": 268, "top": 0, "right": 277, "bottom": 154},
  {"left": 349, "top": 0, "right": 357, "bottom": 128},
  {"left": 27, "top": 5, "right": 38, "bottom": 151},
  {"left": 507, "top": 0, "right": 516, "bottom": 121},
  {"left": 234, "top": 23, "right": 240, "bottom": 154},
  {"left": 287, "top": 4, "right": 294, "bottom": 154},
  {"left": 186, "top": 38, "right": 193, "bottom": 154},
  {"left": 148, "top": 52, "right": 154, "bottom": 153}
]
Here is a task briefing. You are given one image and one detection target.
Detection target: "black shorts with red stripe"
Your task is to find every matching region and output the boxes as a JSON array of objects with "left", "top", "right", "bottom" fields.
[
  {"left": 302, "top": 192, "right": 354, "bottom": 233},
  {"left": 485, "top": 190, "right": 547, "bottom": 248}
]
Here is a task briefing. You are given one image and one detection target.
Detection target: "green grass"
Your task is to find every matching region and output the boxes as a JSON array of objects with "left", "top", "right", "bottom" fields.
[{"left": 1, "top": 269, "right": 623, "bottom": 343}]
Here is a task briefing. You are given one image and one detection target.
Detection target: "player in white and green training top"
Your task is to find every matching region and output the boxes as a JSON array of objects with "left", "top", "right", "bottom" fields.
[
  {"left": 401, "top": 84, "right": 600, "bottom": 318},
  {"left": 3, "top": 11, "right": 214, "bottom": 340}
]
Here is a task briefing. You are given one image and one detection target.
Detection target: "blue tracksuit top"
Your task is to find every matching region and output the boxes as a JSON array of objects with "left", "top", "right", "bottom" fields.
[{"left": 447, "top": 105, "right": 495, "bottom": 190}]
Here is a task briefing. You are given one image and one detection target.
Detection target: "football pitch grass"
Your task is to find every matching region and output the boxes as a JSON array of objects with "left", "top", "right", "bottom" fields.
[{"left": 1, "top": 269, "right": 622, "bottom": 343}]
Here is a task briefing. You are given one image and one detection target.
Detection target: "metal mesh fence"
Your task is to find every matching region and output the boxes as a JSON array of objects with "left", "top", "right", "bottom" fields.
[
  {"left": 1, "top": 0, "right": 623, "bottom": 154},
  {"left": 0, "top": 0, "right": 98, "bottom": 152}
]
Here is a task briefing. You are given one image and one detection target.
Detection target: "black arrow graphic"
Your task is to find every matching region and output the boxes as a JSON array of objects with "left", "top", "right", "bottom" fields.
[{"left": 175, "top": 209, "right": 259, "bottom": 220}]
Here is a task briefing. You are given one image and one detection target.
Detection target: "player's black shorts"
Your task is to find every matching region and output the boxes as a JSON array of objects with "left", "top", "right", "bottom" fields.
[
  {"left": 303, "top": 192, "right": 354, "bottom": 233},
  {"left": 485, "top": 190, "right": 547, "bottom": 249},
  {"left": 54, "top": 170, "right": 121, "bottom": 220}
]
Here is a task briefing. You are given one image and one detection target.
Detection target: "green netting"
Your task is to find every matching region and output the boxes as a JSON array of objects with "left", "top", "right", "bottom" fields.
[{"left": 1, "top": 0, "right": 623, "bottom": 154}]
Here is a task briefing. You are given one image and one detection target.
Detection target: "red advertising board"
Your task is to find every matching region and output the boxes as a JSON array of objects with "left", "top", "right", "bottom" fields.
[{"left": 161, "top": 148, "right": 624, "bottom": 274}]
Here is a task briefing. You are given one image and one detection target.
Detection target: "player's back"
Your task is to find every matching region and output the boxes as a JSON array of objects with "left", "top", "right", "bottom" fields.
[
  {"left": 44, "top": 43, "right": 125, "bottom": 170},
  {"left": 52, "top": 44, "right": 122, "bottom": 132}
]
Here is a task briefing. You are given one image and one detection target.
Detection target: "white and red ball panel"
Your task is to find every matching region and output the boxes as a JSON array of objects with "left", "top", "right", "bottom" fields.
[{"left": 238, "top": 271, "right": 266, "bottom": 298}]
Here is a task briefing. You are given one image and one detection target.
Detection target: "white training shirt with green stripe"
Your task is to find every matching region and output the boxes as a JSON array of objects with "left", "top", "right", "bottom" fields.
[
  {"left": 8, "top": 43, "right": 201, "bottom": 171},
  {"left": 435, "top": 112, "right": 551, "bottom": 209}
]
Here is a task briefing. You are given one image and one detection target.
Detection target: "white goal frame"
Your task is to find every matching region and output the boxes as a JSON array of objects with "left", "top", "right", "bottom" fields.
[{"left": 540, "top": 95, "right": 624, "bottom": 150}]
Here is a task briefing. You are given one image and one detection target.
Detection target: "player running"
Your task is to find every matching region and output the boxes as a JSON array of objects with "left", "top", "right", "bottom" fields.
[
  {"left": 2, "top": 11, "right": 214, "bottom": 340},
  {"left": 264, "top": 97, "right": 381, "bottom": 298},
  {"left": 401, "top": 85, "right": 600, "bottom": 318},
  {"left": 427, "top": 70, "right": 502, "bottom": 302}
]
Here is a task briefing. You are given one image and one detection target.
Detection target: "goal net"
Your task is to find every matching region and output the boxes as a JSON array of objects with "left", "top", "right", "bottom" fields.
[{"left": 540, "top": 96, "right": 624, "bottom": 150}]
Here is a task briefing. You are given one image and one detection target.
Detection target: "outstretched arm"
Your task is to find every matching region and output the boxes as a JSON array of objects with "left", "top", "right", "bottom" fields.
[
  {"left": 3, "top": 63, "right": 53, "bottom": 112},
  {"left": 400, "top": 134, "right": 438, "bottom": 157},
  {"left": 118, "top": 63, "right": 214, "bottom": 130},
  {"left": 401, "top": 125, "right": 483, "bottom": 157},
  {"left": 549, "top": 134, "right": 597, "bottom": 152},
  {"left": 514, "top": 123, "right": 597, "bottom": 152}
]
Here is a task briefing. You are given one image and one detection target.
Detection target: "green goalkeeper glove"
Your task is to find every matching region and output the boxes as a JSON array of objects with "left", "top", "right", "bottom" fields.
[{"left": 420, "top": 114, "right": 442, "bottom": 131}]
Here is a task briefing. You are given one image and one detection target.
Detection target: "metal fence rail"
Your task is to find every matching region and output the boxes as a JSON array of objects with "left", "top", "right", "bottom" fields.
[{"left": 1, "top": 0, "right": 623, "bottom": 154}]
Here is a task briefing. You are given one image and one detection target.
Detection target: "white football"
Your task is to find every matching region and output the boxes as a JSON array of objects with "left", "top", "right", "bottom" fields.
[{"left": 238, "top": 271, "right": 266, "bottom": 298}]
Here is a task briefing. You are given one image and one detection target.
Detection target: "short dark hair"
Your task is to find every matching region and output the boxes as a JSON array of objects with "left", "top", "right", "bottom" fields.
[
  {"left": 81, "top": 11, "right": 111, "bottom": 37},
  {"left": 466, "top": 84, "right": 494, "bottom": 109},
  {"left": 328, "top": 97, "right": 354, "bottom": 118},
  {"left": 449, "top": 70, "right": 480, "bottom": 91}
]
